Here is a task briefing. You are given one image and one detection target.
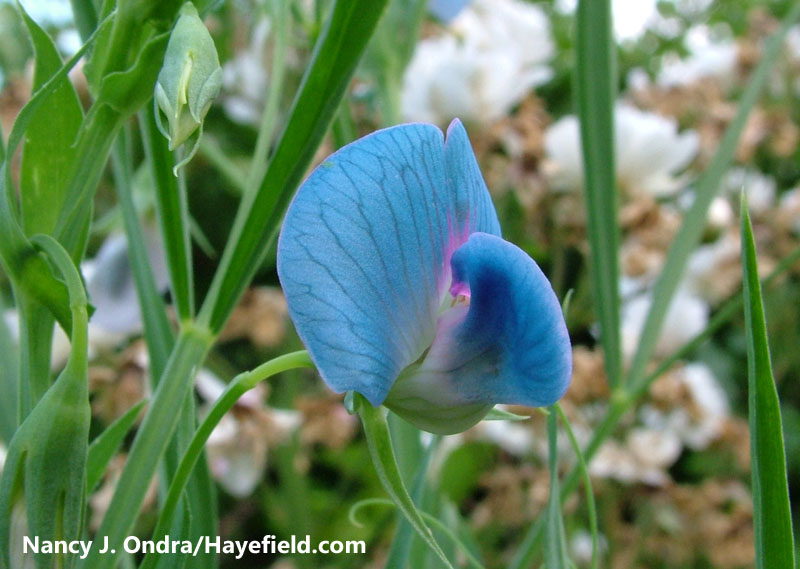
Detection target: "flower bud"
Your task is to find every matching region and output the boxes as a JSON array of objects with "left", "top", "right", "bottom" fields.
[{"left": 155, "top": 2, "right": 221, "bottom": 167}]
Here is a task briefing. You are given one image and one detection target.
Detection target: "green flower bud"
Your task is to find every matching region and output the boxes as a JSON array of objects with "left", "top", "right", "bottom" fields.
[{"left": 155, "top": 2, "right": 221, "bottom": 170}]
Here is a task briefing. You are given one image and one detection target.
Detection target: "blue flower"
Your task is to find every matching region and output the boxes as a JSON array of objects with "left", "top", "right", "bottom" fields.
[
  {"left": 278, "top": 120, "right": 571, "bottom": 434},
  {"left": 428, "top": 0, "right": 470, "bottom": 22}
]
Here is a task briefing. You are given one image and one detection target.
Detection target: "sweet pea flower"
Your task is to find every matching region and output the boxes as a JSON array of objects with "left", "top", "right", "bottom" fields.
[{"left": 278, "top": 121, "right": 572, "bottom": 434}]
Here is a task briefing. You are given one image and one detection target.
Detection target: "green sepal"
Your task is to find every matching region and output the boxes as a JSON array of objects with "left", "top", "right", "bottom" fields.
[
  {"left": 153, "top": 2, "right": 221, "bottom": 154},
  {"left": 483, "top": 407, "right": 530, "bottom": 422}
]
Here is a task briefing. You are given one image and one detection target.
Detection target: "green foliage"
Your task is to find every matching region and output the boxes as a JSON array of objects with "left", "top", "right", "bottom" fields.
[
  {"left": 198, "top": 0, "right": 390, "bottom": 334},
  {"left": 741, "top": 197, "right": 796, "bottom": 569},
  {"left": 353, "top": 393, "right": 456, "bottom": 569},
  {"left": 86, "top": 400, "right": 147, "bottom": 492},
  {"left": 575, "top": 0, "right": 622, "bottom": 389},
  {"left": 18, "top": 6, "right": 83, "bottom": 237},
  {"left": 0, "top": 235, "right": 89, "bottom": 569}
]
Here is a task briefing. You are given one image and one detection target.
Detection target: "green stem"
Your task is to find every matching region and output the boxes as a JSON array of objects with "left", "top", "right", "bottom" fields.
[
  {"left": 139, "top": 351, "right": 314, "bottom": 569},
  {"left": 29, "top": 235, "right": 88, "bottom": 359},
  {"left": 56, "top": 104, "right": 126, "bottom": 260},
  {"left": 15, "top": 296, "right": 55, "bottom": 421},
  {"left": 110, "top": 133, "right": 174, "bottom": 378},
  {"left": 350, "top": 499, "right": 485, "bottom": 569},
  {"left": 555, "top": 404, "right": 599, "bottom": 569},
  {"left": 509, "top": 397, "right": 627, "bottom": 569},
  {"left": 355, "top": 394, "right": 455, "bottom": 569},
  {"left": 77, "top": 325, "right": 213, "bottom": 569}
]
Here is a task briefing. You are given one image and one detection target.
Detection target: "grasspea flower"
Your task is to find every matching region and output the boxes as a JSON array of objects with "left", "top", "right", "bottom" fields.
[{"left": 278, "top": 120, "right": 572, "bottom": 434}]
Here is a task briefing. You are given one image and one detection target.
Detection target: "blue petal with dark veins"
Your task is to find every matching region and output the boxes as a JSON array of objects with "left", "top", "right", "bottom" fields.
[{"left": 277, "top": 120, "right": 500, "bottom": 405}]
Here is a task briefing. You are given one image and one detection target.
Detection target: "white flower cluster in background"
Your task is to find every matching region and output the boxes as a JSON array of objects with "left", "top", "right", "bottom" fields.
[
  {"left": 657, "top": 26, "right": 739, "bottom": 89},
  {"left": 401, "top": 0, "right": 553, "bottom": 126},
  {"left": 197, "top": 370, "right": 301, "bottom": 497},
  {"left": 722, "top": 167, "right": 776, "bottom": 216},
  {"left": 221, "top": 17, "right": 271, "bottom": 126},
  {"left": 591, "top": 363, "right": 729, "bottom": 486},
  {"left": 544, "top": 103, "right": 699, "bottom": 198},
  {"left": 620, "top": 281, "right": 709, "bottom": 364},
  {"left": 640, "top": 363, "right": 730, "bottom": 451}
]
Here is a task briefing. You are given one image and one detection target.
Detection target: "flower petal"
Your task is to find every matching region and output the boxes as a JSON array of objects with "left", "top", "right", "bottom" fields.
[
  {"left": 386, "top": 233, "right": 571, "bottom": 433},
  {"left": 428, "top": 0, "right": 471, "bottom": 22},
  {"left": 278, "top": 120, "right": 500, "bottom": 405}
]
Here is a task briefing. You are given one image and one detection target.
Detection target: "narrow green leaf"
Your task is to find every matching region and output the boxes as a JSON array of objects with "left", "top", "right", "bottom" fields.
[
  {"left": 741, "top": 196, "right": 795, "bottom": 569},
  {"left": 86, "top": 400, "right": 147, "bottom": 492},
  {"left": 141, "top": 107, "right": 195, "bottom": 323},
  {"left": 77, "top": 328, "right": 211, "bottom": 569},
  {"left": 355, "top": 394, "right": 456, "bottom": 569},
  {"left": 110, "top": 133, "right": 175, "bottom": 378},
  {"left": 575, "top": 0, "right": 621, "bottom": 389},
  {"left": 544, "top": 407, "right": 570, "bottom": 569},
  {"left": 18, "top": 3, "right": 84, "bottom": 236},
  {"left": 198, "top": 0, "right": 389, "bottom": 334},
  {"left": 627, "top": 3, "right": 800, "bottom": 392}
]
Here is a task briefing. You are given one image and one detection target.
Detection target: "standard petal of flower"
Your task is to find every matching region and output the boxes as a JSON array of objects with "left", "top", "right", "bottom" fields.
[
  {"left": 428, "top": 0, "right": 470, "bottom": 22},
  {"left": 386, "top": 233, "right": 572, "bottom": 433},
  {"left": 278, "top": 121, "right": 500, "bottom": 405}
]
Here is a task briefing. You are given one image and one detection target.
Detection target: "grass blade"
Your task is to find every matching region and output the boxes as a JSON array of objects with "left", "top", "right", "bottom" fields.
[
  {"left": 575, "top": 0, "right": 622, "bottom": 389},
  {"left": 741, "top": 195, "right": 795, "bottom": 569},
  {"left": 627, "top": 3, "right": 800, "bottom": 392},
  {"left": 86, "top": 400, "right": 147, "bottom": 492},
  {"left": 198, "top": 0, "right": 389, "bottom": 334},
  {"left": 141, "top": 107, "right": 195, "bottom": 323}
]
